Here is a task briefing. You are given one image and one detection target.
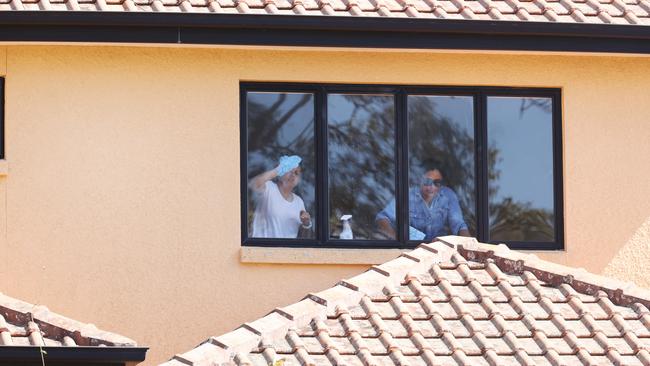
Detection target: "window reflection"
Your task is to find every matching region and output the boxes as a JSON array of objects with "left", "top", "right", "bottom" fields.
[
  {"left": 403, "top": 95, "right": 476, "bottom": 241},
  {"left": 487, "top": 97, "right": 555, "bottom": 242},
  {"left": 328, "top": 94, "right": 396, "bottom": 240},
  {"left": 246, "top": 92, "right": 316, "bottom": 239}
]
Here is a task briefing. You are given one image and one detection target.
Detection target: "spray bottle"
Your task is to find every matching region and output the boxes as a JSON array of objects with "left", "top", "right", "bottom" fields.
[{"left": 340, "top": 215, "right": 353, "bottom": 240}]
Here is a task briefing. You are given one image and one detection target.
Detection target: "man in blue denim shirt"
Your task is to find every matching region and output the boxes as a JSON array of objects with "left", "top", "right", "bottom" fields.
[{"left": 376, "top": 169, "right": 470, "bottom": 241}]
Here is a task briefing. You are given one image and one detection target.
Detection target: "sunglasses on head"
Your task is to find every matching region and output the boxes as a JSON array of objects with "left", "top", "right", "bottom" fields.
[{"left": 422, "top": 178, "right": 443, "bottom": 187}]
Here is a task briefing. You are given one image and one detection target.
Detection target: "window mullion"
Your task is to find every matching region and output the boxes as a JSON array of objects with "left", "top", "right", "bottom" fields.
[
  {"left": 317, "top": 88, "right": 328, "bottom": 244},
  {"left": 476, "top": 91, "right": 489, "bottom": 243},
  {"left": 395, "top": 91, "right": 408, "bottom": 247}
]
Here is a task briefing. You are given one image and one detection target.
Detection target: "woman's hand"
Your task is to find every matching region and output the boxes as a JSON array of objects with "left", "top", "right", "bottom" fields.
[{"left": 300, "top": 210, "right": 312, "bottom": 228}]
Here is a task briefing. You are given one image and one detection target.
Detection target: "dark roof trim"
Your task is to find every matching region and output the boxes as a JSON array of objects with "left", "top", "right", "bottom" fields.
[
  {"left": 0, "top": 12, "right": 650, "bottom": 53},
  {"left": 0, "top": 346, "right": 148, "bottom": 364}
]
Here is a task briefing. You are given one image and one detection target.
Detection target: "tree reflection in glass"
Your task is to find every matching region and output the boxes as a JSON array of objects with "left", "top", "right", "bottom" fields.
[
  {"left": 408, "top": 95, "right": 476, "bottom": 237},
  {"left": 246, "top": 92, "right": 316, "bottom": 238},
  {"left": 488, "top": 97, "right": 555, "bottom": 242},
  {"left": 328, "top": 94, "right": 395, "bottom": 240}
]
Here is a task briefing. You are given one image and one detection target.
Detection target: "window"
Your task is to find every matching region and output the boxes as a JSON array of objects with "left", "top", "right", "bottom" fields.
[
  {"left": 328, "top": 94, "right": 396, "bottom": 241},
  {"left": 487, "top": 96, "right": 558, "bottom": 243},
  {"left": 245, "top": 92, "right": 316, "bottom": 240},
  {"left": 241, "top": 84, "right": 563, "bottom": 250}
]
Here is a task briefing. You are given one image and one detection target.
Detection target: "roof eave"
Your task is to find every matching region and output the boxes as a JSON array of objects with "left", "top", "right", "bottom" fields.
[
  {"left": 0, "top": 12, "right": 649, "bottom": 54},
  {"left": 0, "top": 345, "right": 148, "bottom": 364}
]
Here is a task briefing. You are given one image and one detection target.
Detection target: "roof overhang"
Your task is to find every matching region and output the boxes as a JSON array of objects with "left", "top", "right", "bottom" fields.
[
  {"left": 1, "top": 12, "right": 650, "bottom": 54},
  {"left": 0, "top": 346, "right": 148, "bottom": 365}
]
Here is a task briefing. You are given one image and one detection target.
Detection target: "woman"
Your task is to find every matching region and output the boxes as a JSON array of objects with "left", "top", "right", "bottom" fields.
[{"left": 249, "top": 155, "right": 312, "bottom": 238}]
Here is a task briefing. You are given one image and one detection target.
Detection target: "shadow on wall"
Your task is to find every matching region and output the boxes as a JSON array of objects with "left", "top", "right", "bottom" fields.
[{"left": 603, "top": 215, "right": 650, "bottom": 289}]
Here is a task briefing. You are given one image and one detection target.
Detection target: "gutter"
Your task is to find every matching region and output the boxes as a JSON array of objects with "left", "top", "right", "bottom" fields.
[
  {"left": 0, "top": 12, "right": 649, "bottom": 53},
  {"left": 0, "top": 346, "right": 148, "bottom": 365}
]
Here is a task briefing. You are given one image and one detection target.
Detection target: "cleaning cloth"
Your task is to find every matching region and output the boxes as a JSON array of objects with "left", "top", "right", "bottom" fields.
[
  {"left": 277, "top": 155, "right": 302, "bottom": 176},
  {"left": 409, "top": 226, "right": 426, "bottom": 241}
]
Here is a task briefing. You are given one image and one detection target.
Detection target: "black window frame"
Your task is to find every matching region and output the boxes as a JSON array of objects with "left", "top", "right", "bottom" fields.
[{"left": 240, "top": 82, "right": 564, "bottom": 250}]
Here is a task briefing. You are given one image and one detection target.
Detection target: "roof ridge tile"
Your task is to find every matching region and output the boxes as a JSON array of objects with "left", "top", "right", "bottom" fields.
[
  {"left": 0, "top": 292, "right": 136, "bottom": 347},
  {"left": 309, "top": 284, "right": 363, "bottom": 313},
  {"left": 168, "top": 340, "right": 230, "bottom": 365},
  {"left": 457, "top": 241, "right": 650, "bottom": 311},
  {"left": 274, "top": 296, "right": 327, "bottom": 325},
  {"left": 169, "top": 354, "right": 195, "bottom": 365},
  {"left": 209, "top": 327, "right": 261, "bottom": 356}
]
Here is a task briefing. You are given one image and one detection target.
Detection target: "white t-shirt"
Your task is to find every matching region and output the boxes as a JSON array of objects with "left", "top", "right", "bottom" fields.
[{"left": 252, "top": 181, "right": 306, "bottom": 238}]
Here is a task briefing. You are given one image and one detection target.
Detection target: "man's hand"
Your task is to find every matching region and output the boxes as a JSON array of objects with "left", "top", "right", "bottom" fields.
[
  {"left": 300, "top": 210, "right": 311, "bottom": 227},
  {"left": 376, "top": 218, "right": 397, "bottom": 240}
]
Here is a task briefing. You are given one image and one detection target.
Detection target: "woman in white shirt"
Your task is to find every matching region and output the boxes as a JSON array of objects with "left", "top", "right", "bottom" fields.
[{"left": 249, "top": 155, "right": 312, "bottom": 238}]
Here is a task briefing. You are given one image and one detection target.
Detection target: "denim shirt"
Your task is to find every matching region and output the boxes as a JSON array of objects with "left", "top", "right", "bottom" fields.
[{"left": 376, "top": 186, "right": 468, "bottom": 241}]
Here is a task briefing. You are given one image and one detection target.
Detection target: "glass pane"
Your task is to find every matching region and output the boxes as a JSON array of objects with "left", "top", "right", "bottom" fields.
[
  {"left": 487, "top": 96, "right": 555, "bottom": 242},
  {"left": 403, "top": 95, "right": 475, "bottom": 242},
  {"left": 246, "top": 92, "right": 316, "bottom": 239},
  {"left": 328, "top": 94, "right": 395, "bottom": 240}
]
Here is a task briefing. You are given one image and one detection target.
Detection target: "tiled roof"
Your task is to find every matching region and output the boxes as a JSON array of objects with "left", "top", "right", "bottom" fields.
[
  {"left": 0, "top": 291, "right": 137, "bottom": 347},
  {"left": 163, "top": 236, "right": 650, "bottom": 366},
  {"left": 1, "top": 0, "right": 650, "bottom": 26}
]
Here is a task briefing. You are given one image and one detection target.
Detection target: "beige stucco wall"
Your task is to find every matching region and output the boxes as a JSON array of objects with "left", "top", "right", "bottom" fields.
[{"left": 0, "top": 45, "right": 649, "bottom": 364}]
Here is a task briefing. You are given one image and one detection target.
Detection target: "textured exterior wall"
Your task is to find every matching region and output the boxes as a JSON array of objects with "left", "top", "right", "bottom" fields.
[
  {"left": 603, "top": 216, "right": 650, "bottom": 288},
  {"left": 0, "top": 45, "right": 649, "bottom": 364}
]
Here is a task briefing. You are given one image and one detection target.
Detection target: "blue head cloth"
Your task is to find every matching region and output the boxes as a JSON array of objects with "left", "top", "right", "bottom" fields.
[{"left": 277, "top": 155, "right": 302, "bottom": 176}]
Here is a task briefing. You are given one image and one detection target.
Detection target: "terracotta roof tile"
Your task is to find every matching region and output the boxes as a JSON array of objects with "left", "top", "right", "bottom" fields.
[
  {"left": 0, "top": 292, "right": 137, "bottom": 348},
  {"left": 0, "top": 0, "right": 649, "bottom": 23},
  {"left": 164, "top": 236, "right": 650, "bottom": 366}
]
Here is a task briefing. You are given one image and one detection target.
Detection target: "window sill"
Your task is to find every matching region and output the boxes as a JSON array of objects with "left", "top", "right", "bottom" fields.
[
  {"left": 240, "top": 246, "right": 406, "bottom": 265},
  {"left": 0, "top": 160, "right": 7, "bottom": 176}
]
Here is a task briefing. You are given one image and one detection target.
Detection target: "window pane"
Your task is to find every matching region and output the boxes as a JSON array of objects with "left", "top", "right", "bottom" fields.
[
  {"left": 487, "top": 96, "right": 555, "bottom": 242},
  {"left": 405, "top": 95, "right": 476, "bottom": 242},
  {"left": 328, "top": 94, "right": 395, "bottom": 240},
  {"left": 246, "top": 92, "right": 316, "bottom": 239}
]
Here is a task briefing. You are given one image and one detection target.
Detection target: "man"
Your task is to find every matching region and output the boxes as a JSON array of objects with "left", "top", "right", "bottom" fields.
[{"left": 376, "top": 169, "right": 470, "bottom": 241}]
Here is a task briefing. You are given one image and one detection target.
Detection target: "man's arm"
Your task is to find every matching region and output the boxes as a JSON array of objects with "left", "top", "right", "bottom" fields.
[
  {"left": 375, "top": 199, "right": 397, "bottom": 240},
  {"left": 447, "top": 189, "right": 471, "bottom": 237},
  {"left": 376, "top": 218, "right": 397, "bottom": 240}
]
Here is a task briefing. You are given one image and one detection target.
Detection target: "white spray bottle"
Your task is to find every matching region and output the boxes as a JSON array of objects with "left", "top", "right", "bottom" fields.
[{"left": 340, "top": 215, "right": 353, "bottom": 240}]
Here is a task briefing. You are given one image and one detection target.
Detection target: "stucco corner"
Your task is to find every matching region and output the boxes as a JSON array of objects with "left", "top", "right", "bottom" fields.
[{"left": 602, "top": 216, "right": 650, "bottom": 289}]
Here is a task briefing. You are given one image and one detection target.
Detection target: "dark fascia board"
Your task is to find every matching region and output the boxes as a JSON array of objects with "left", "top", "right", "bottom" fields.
[
  {"left": 0, "top": 12, "right": 649, "bottom": 53},
  {"left": 0, "top": 346, "right": 148, "bottom": 364}
]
